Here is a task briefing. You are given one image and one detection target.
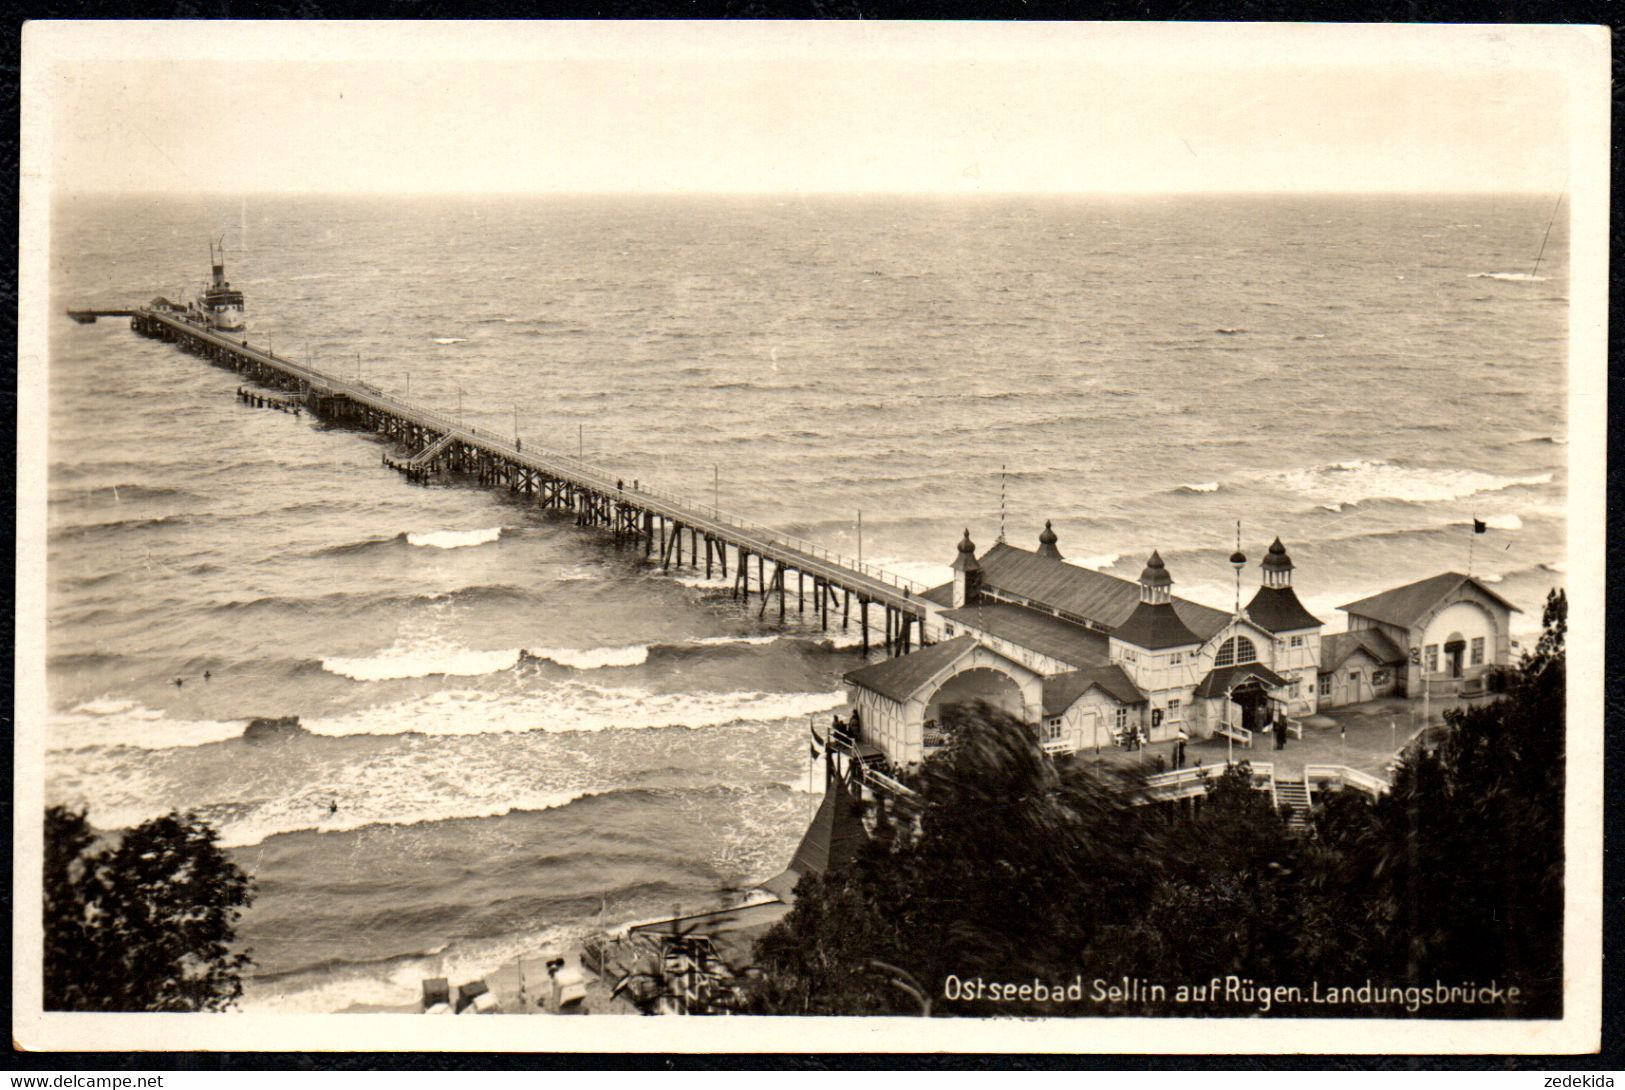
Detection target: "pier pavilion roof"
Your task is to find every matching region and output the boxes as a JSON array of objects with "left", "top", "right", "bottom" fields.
[
  {"left": 924, "top": 543, "right": 1230, "bottom": 640},
  {"left": 1339, "top": 572, "right": 1520, "bottom": 629},
  {"left": 1320, "top": 629, "right": 1406, "bottom": 672},
  {"left": 938, "top": 601, "right": 1111, "bottom": 669},
  {"left": 843, "top": 635, "right": 982, "bottom": 703},
  {"left": 1245, "top": 585, "right": 1324, "bottom": 633},
  {"left": 1042, "top": 664, "right": 1146, "bottom": 715},
  {"left": 1192, "top": 661, "right": 1290, "bottom": 699}
]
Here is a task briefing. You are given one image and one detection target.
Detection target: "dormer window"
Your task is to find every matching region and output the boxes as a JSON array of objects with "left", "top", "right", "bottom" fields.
[{"left": 1214, "top": 635, "right": 1257, "bottom": 668}]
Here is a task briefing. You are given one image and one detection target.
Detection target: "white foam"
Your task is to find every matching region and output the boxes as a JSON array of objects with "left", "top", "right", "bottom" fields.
[
  {"left": 1470, "top": 272, "right": 1549, "bottom": 282},
  {"left": 240, "top": 921, "right": 590, "bottom": 1014},
  {"left": 70, "top": 697, "right": 148, "bottom": 717},
  {"left": 322, "top": 642, "right": 521, "bottom": 681},
  {"left": 213, "top": 788, "right": 598, "bottom": 850},
  {"left": 1273, "top": 459, "right": 1553, "bottom": 506},
  {"left": 1541, "top": 561, "right": 1568, "bottom": 574},
  {"left": 1481, "top": 514, "right": 1524, "bottom": 531},
  {"left": 303, "top": 684, "right": 849, "bottom": 740},
  {"left": 668, "top": 571, "right": 734, "bottom": 590},
  {"left": 1071, "top": 552, "right": 1121, "bottom": 571},
  {"left": 431, "top": 337, "right": 468, "bottom": 344},
  {"left": 1180, "top": 481, "right": 1220, "bottom": 493},
  {"left": 691, "top": 634, "right": 785, "bottom": 648},
  {"left": 868, "top": 558, "right": 952, "bottom": 589},
  {"left": 406, "top": 527, "right": 502, "bottom": 549},
  {"left": 527, "top": 644, "right": 650, "bottom": 670},
  {"left": 49, "top": 707, "right": 246, "bottom": 751},
  {"left": 1477, "top": 572, "right": 1505, "bottom": 583}
]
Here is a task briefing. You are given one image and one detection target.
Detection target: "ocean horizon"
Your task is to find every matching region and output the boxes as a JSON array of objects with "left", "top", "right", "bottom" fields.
[{"left": 45, "top": 191, "right": 1567, "bottom": 1011}]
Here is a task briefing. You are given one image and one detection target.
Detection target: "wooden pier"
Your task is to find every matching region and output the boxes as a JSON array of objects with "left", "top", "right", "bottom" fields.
[{"left": 100, "top": 306, "right": 930, "bottom": 656}]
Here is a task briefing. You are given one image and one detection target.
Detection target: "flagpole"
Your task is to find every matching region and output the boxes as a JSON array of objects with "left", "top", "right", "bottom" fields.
[{"left": 808, "top": 715, "right": 815, "bottom": 821}]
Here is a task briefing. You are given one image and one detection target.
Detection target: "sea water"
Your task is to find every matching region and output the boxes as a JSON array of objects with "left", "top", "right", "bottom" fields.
[{"left": 44, "top": 193, "right": 1567, "bottom": 1010}]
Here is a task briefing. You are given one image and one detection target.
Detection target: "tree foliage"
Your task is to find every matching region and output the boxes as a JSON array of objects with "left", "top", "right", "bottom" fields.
[
  {"left": 743, "top": 590, "right": 1566, "bottom": 1018},
  {"left": 45, "top": 808, "right": 255, "bottom": 1012}
]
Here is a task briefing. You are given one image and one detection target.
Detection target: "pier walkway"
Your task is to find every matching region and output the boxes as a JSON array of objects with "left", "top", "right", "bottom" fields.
[{"left": 108, "top": 306, "right": 930, "bottom": 655}]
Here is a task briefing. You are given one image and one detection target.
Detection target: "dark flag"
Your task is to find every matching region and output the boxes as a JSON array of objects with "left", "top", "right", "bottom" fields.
[
  {"left": 810, "top": 722, "right": 825, "bottom": 759},
  {"left": 1473, "top": 518, "right": 1488, "bottom": 534}
]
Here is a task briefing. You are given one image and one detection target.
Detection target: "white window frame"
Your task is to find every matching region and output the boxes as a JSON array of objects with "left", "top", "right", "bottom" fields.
[
  {"left": 1214, "top": 635, "right": 1258, "bottom": 668},
  {"left": 1167, "top": 698, "right": 1181, "bottom": 722},
  {"left": 1289, "top": 635, "right": 1305, "bottom": 649},
  {"left": 1114, "top": 706, "right": 1129, "bottom": 732},
  {"left": 1372, "top": 668, "right": 1390, "bottom": 686},
  {"left": 1318, "top": 674, "right": 1332, "bottom": 697},
  {"left": 1169, "top": 651, "right": 1183, "bottom": 665},
  {"left": 1470, "top": 636, "right": 1485, "bottom": 666},
  {"left": 1425, "top": 644, "right": 1439, "bottom": 673}
]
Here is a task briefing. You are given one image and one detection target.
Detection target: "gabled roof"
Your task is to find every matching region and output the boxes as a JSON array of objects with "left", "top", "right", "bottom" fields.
[
  {"left": 1245, "top": 585, "right": 1323, "bottom": 634},
  {"left": 923, "top": 543, "right": 1231, "bottom": 640},
  {"left": 1339, "top": 572, "right": 1521, "bottom": 629},
  {"left": 1320, "top": 629, "right": 1406, "bottom": 672},
  {"left": 1042, "top": 664, "right": 1146, "bottom": 715},
  {"left": 920, "top": 582, "right": 955, "bottom": 608},
  {"left": 842, "top": 635, "right": 981, "bottom": 703},
  {"left": 1109, "top": 600, "right": 1202, "bottom": 650},
  {"left": 1193, "top": 661, "right": 1289, "bottom": 699},
  {"left": 939, "top": 601, "right": 1110, "bottom": 669}
]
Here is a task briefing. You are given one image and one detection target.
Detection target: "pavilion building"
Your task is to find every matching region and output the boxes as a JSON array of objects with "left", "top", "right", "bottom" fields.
[{"left": 844, "top": 524, "right": 1326, "bottom": 767}]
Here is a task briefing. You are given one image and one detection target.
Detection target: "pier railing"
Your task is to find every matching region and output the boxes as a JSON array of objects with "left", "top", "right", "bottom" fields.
[{"left": 165, "top": 314, "right": 932, "bottom": 598}]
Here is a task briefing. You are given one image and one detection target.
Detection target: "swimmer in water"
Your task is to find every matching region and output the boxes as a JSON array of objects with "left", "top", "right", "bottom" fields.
[
  {"left": 204, "top": 670, "right": 212, "bottom": 681},
  {"left": 174, "top": 678, "right": 184, "bottom": 688},
  {"left": 329, "top": 800, "right": 338, "bottom": 816}
]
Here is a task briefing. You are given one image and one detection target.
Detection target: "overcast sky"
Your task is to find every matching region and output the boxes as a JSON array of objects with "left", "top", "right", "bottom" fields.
[{"left": 27, "top": 21, "right": 1594, "bottom": 195}]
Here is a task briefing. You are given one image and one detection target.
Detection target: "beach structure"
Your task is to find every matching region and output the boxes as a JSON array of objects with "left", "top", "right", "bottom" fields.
[
  {"left": 844, "top": 526, "right": 1327, "bottom": 766},
  {"left": 844, "top": 526, "right": 1520, "bottom": 771},
  {"left": 1336, "top": 572, "right": 1520, "bottom": 699}
]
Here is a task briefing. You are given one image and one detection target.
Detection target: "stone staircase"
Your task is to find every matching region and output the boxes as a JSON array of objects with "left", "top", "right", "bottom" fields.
[{"left": 1274, "top": 777, "right": 1312, "bottom": 833}]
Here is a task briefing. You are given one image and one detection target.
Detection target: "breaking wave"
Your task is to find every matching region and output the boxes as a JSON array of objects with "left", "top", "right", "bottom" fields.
[
  {"left": 322, "top": 642, "right": 521, "bottom": 681},
  {"left": 406, "top": 527, "right": 502, "bottom": 549},
  {"left": 1470, "top": 272, "right": 1549, "bottom": 282},
  {"left": 1272, "top": 459, "right": 1553, "bottom": 507},
  {"left": 525, "top": 645, "right": 650, "bottom": 670},
  {"left": 1178, "top": 481, "right": 1220, "bottom": 494},
  {"left": 430, "top": 337, "right": 467, "bottom": 345}
]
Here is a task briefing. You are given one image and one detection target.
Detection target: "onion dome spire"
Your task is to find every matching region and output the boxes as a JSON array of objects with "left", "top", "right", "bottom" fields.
[
  {"left": 1113, "top": 550, "right": 1199, "bottom": 649},
  {"left": 1138, "top": 550, "right": 1173, "bottom": 604},
  {"left": 1261, "top": 536, "right": 1294, "bottom": 587},
  {"left": 1036, "top": 520, "right": 1062, "bottom": 560},
  {"left": 951, "top": 528, "right": 980, "bottom": 572}
]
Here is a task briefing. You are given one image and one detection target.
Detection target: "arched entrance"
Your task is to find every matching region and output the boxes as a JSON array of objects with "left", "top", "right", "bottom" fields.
[
  {"left": 1443, "top": 632, "right": 1466, "bottom": 678},
  {"left": 927, "top": 667, "right": 1025, "bottom": 723},
  {"left": 1230, "top": 679, "right": 1270, "bottom": 734}
]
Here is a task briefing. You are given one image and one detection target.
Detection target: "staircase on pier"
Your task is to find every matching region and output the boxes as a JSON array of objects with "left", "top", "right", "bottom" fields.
[
  {"left": 1273, "top": 776, "right": 1311, "bottom": 833},
  {"left": 395, "top": 432, "right": 456, "bottom": 470}
]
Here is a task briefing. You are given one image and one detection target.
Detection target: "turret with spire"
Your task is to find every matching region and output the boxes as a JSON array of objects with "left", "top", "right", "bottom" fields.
[
  {"left": 1036, "top": 521, "right": 1062, "bottom": 560},
  {"left": 1110, "top": 551, "right": 1199, "bottom": 651},
  {"left": 951, "top": 529, "right": 982, "bottom": 608},
  {"left": 1244, "top": 538, "right": 1323, "bottom": 633}
]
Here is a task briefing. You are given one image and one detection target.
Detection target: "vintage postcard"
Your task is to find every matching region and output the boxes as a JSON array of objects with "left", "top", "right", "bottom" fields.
[{"left": 14, "top": 20, "right": 1607, "bottom": 1054}]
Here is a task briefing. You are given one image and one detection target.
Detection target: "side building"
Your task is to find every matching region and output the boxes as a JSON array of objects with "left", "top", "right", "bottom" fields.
[
  {"left": 843, "top": 525, "right": 1326, "bottom": 767},
  {"left": 1334, "top": 572, "right": 1520, "bottom": 699}
]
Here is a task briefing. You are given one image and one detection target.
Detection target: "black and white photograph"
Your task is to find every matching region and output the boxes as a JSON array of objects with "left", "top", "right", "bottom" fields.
[{"left": 14, "top": 21, "right": 1607, "bottom": 1054}]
